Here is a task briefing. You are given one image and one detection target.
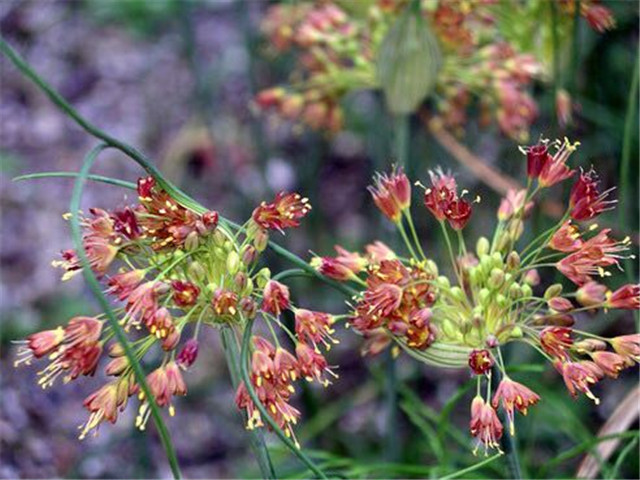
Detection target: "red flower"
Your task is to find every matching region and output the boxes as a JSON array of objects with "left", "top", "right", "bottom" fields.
[
  {"left": 107, "top": 270, "right": 146, "bottom": 301},
  {"left": 79, "top": 379, "right": 131, "bottom": 439},
  {"left": 261, "top": 280, "right": 290, "bottom": 316},
  {"left": 549, "top": 221, "right": 582, "bottom": 252},
  {"left": 540, "top": 327, "right": 573, "bottom": 361},
  {"left": 557, "top": 360, "right": 600, "bottom": 404},
  {"left": 146, "top": 307, "right": 175, "bottom": 340},
  {"left": 295, "top": 309, "right": 337, "bottom": 349},
  {"left": 365, "top": 241, "right": 396, "bottom": 264},
  {"left": 296, "top": 343, "right": 336, "bottom": 386},
  {"left": 538, "top": 139, "right": 576, "bottom": 187},
  {"left": 610, "top": 334, "right": 640, "bottom": 366},
  {"left": 590, "top": 351, "right": 627, "bottom": 379},
  {"left": 606, "top": 284, "right": 640, "bottom": 310},
  {"left": 524, "top": 143, "right": 550, "bottom": 178},
  {"left": 548, "top": 297, "right": 574, "bottom": 313},
  {"left": 252, "top": 192, "right": 311, "bottom": 231},
  {"left": 468, "top": 349, "right": 494, "bottom": 375},
  {"left": 177, "top": 339, "right": 199, "bottom": 369},
  {"left": 212, "top": 288, "right": 239, "bottom": 316},
  {"left": 445, "top": 198, "right": 472, "bottom": 230},
  {"left": 492, "top": 377, "right": 540, "bottom": 435},
  {"left": 569, "top": 169, "right": 615, "bottom": 221},
  {"left": 363, "top": 283, "right": 403, "bottom": 317},
  {"left": 138, "top": 362, "right": 186, "bottom": 427},
  {"left": 312, "top": 245, "right": 367, "bottom": 281},
  {"left": 469, "top": 395, "right": 503, "bottom": 454},
  {"left": 24, "top": 328, "right": 65, "bottom": 359},
  {"left": 171, "top": 280, "right": 200, "bottom": 307},
  {"left": 368, "top": 167, "right": 411, "bottom": 222},
  {"left": 424, "top": 170, "right": 458, "bottom": 221},
  {"left": 583, "top": 3, "right": 615, "bottom": 32}
]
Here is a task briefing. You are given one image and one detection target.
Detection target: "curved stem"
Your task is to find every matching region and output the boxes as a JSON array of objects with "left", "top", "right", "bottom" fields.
[
  {"left": 220, "top": 327, "right": 276, "bottom": 479},
  {"left": 490, "top": 365, "right": 522, "bottom": 479},
  {"left": 240, "top": 317, "right": 328, "bottom": 479},
  {"left": 71, "top": 144, "right": 182, "bottom": 479}
]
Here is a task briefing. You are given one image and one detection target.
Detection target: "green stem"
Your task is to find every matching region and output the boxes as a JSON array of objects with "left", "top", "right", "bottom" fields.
[
  {"left": 394, "top": 114, "right": 410, "bottom": 170},
  {"left": 405, "top": 212, "right": 426, "bottom": 260},
  {"left": 490, "top": 365, "right": 522, "bottom": 479},
  {"left": 220, "top": 327, "right": 276, "bottom": 479},
  {"left": 440, "top": 453, "right": 503, "bottom": 480},
  {"left": 71, "top": 144, "right": 182, "bottom": 479},
  {"left": 620, "top": 53, "right": 639, "bottom": 324},
  {"left": 240, "top": 317, "right": 328, "bottom": 479}
]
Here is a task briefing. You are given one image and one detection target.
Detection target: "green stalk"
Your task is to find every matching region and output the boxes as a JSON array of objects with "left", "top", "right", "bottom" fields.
[
  {"left": 71, "top": 144, "right": 182, "bottom": 479},
  {"left": 240, "top": 316, "right": 328, "bottom": 479},
  {"left": 395, "top": 115, "right": 410, "bottom": 170},
  {"left": 490, "top": 365, "right": 522, "bottom": 479},
  {"left": 220, "top": 327, "right": 276, "bottom": 479},
  {"left": 619, "top": 54, "right": 639, "bottom": 280}
]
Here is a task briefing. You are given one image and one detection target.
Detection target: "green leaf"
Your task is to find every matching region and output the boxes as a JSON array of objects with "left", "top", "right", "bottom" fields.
[{"left": 377, "top": 1, "right": 442, "bottom": 114}]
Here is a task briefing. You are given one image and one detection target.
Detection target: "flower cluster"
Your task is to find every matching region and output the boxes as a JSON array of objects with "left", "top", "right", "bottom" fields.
[
  {"left": 315, "top": 137, "right": 639, "bottom": 453},
  {"left": 256, "top": 1, "right": 614, "bottom": 140},
  {"left": 15, "top": 177, "right": 332, "bottom": 441}
]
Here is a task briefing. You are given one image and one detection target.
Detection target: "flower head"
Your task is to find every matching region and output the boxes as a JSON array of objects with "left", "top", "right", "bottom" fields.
[
  {"left": 609, "top": 334, "right": 640, "bottom": 366},
  {"left": 262, "top": 280, "right": 290, "bottom": 316},
  {"left": 606, "top": 284, "right": 640, "bottom": 310},
  {"left": 569, "top": 169, "right": 616, "bottom": 221},
  {"left": 557, "top": 360, "right": 600, "bottom": 404},
  {"left": 524, "top": 142, "right": 550, "bottom": 178},
  {"left": 469, "top": 396, "right": 503, "bottom": 454},
  {"left": 368, "top": 167, "right": 411, "bottom": 223},
  {"left": 492, "top": 377, "right": 540, "bottom": 435},
  {"left": 468, "top": 349, "right": 494, "bottom": 375}
]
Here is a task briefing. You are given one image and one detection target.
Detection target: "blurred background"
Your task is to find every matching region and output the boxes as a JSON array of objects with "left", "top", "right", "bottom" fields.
[{"left": 1, "top": 0, "right": 638, "bottom": 478}]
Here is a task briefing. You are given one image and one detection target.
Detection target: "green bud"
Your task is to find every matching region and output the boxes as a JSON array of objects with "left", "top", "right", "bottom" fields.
[
  {"left": 544, "top": 283, "right": 563, "bottom": 300},
  {"left": 206, "top": 282, "right": 218, "bottom": 293},
  {"left": 476, "top": 237, "right": 490, "bottom": 257},
  {"left": 479, "top": 288, "right": 490, "bottom": 305},
  {"left": 436, "top": 275, "right": 450, "bottom": 289},
  {"left": 254, "top": 228, "right": 269, "bottom": 252},
  {"left": 241, "top": 245, "right": 258, "bottom": 266},
  {"left": 188, "top": 262, "right": 206, "bottom": 282},
  {"left": 521, "top": 284, "right": 533, "bottom": 298},
  {"left": 509, "top": 326, "right": 523, "bottom": 339},
  {"left": 425, "top": 259, "right": 439, "bottom": 276},
  {"left": 234, "top": 272, "right": 247, "bottom": 290},
  {"left": 488, "top": 268, "right": 505, "bottom": 289},
  {"left": 243, "top": 277, "right": 254, "bottom": 296},
  {"left": 255, "top": 268, "right": 271, "bottom": 288},
  {"left": 184, "top": 231, "right": 199, "bottom": 251},
  {"left": 226, "top": 251, "right": 240, "bottom": 275},
  {"left": 450, "top": 286, "right": 466, "bottom": 302},
  {"left": 173, "top": 249, "right": 185, "bottom": 259},
  {"left": 212, "top": 229, "right": 226, "bottom": 247},
  {"left": 496, "top": 294, "right": 508, "bottom": 308},
  {"left": 491, "top": 252, "right": 504, "bottom": 268},
  {"left": 508, "top": 283, "right": 522, "bottom": 299}
]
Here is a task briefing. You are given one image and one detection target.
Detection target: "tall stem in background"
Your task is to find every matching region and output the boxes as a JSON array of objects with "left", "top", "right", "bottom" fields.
[
  {"left": 619, "top": 53, "right": 639, "bottom": 325},
  {"left": 384, "top": 114, "right": 411, "bottom": 462},
  {"left": 491, "top": 365, "right": 522, "bottom": 479}
]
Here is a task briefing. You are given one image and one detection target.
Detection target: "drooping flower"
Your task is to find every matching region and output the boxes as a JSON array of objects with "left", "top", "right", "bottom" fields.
[
  {"left": 171, "top": 280, "right": 200, "bottom": 307},
  {"left": 469, "top": 395, "right": 503, "bottom": 454},
  {"left": 107, "top": 270, "right": 146, "bottom": 301},
  {"left": 312, "top": 245, "right": 367, "bottom": 281},
  {"left": 295, "top": 309, "right": 337, "bottom": 349},
  {"left": 79, "top": 378, "right": 132, "bottom": 440},
  {"left": 296, "top": 342, "right": 336, "bottom": 386},
  {"left": 492, "top": 377, "right": 540, "bottom": 435},
  {"left": 538, "top": 139, "right": 577, "bottom": 187},
  {"left": 262, "top": 280, "right": 290, "bottom": 316},
  {"left": 176, "top": 339, "right": 199, "bottom": 370},
  {"left": 497, "top": 189, "right": 533, "bottom": 221},
  {"left": 445, "top": 198, "right": 472, "bottom": 230},
  {"left": 549, "top": 221, "right": 582, "bottom": 252},
  {"left": 590, "top": 351, "right": 627, "bottom": 379},
  {"left": 576, "top": 282, "right": 607, "bottom": 307},
  {"left": 556, "top": 360, "right": 600, "bottom": 404}
]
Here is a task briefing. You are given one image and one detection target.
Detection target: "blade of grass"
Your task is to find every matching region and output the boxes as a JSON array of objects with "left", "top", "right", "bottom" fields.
[
  {"left": 608, "top": 437, "right": 638, "bottom": 480},
  {"left": 439, "top": 452, "right": 503, "bottom": 480},
  {"left": 13, "top": 171, "right": 137, "bottom": 189},
  {"left": 70, "top": 144, "right": 182, "bottom": 479}
]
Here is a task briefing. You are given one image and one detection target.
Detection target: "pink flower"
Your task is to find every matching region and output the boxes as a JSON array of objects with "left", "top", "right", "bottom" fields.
[
  {"left": 492, "top": 377, "right": 540, "bottom": 435},
  {"left": 469, "top": 396, "right": 503, "bottom": 454},
  {"left": 261, "top": 280, "right": 290, "bottom": 316}
]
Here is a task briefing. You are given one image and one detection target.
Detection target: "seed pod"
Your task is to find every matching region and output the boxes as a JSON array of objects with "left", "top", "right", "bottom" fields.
[
  {"left": 544, "top": 283, "right": 563, "bottom": 300},
  {"left": 476, "top": 237, "right": 490, "bottom": 257},
  {"left": 377, "top": 3, "right": 441, "bottom": 114}
]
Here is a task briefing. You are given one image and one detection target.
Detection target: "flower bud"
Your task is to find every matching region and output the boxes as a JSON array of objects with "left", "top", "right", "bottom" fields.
[
  {"left": 108, "top": 343, "right": 125, "bottom": 357},
  {"left": 549, "top": 297, "right": 573, "bottom": 313},
  {"left": 576, "top": 282, "right": 607, "bottom": 307},
  {"left": 436, "top": 276, "right": 451, "bottom": 289},
  {"left": 241, "top": 245, "right": 258, "bottom": 266},
  {"left": 523, "top": 269, "right": 540, "bottom": 286},
  {"left": 451, "top": 286, "right": 466, "bottom": 302},
  {"left": 234, "top": 272, "right": 248, "bottom": 291},
  {"left": 488, "top": 268, "right": 505, "bottom": 290},
  {"left": 496, "top": 294, "right": 508, "bottom": 308},
  {"left": 544, "top": 284, "right": 563, "bottom": 300},
  {"left": 162, "top": 329, "right": 181, "bottom": 351},
  {"left": 184, "top": 231, "right": 199, "bottom": 251},
  {"left": 177, "top": 339, "right": 199, "bottom": 369},
  {"left": 226, "top": 251, "right": 240, "bottom": 275},
  {"left": 509, "top": 326, "right": 524, "bottom": 339},
  {"left": 425, "top": 259, "right": 439, "bottom": 276},
  {"left": 188, "top": 261, "right": 206, "bottom": 282},
  {"left": 508, "top": 283, "right": 522, "bottom": 299},
  {"left": 105, "top": 356, "right": 128, "bottom": 376},
  {"left": 521, "top": 284, "right": 533, "bottom": 298},
  {"left": 212, "top": 229, "right": 226, "bottom": 247},
  {"left": 476, "top": 237, "right": 490, "bottom": 257},
  {"left": 239, "top": 297, "right": 257, "bottom": 318},
  {"left": 255, "top": 268, "right": 271, "bottom": 288},
  {"left": 574, "top": 339, "right": 607, "bottom": 353},
  {"left": 254, "top": 228, "right": 269, "bottom": 252},
  {"left": 479, "top": 288, "right": 491, "bottom": 305},
  {"left": 506, "top": 251, "right": 520, "bottom": 271}
]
